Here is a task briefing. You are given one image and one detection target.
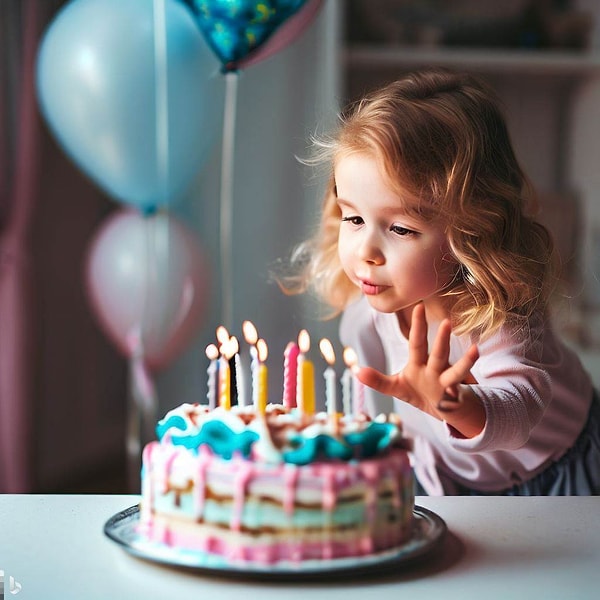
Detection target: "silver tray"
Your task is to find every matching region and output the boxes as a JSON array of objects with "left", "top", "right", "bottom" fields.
[{"left": 104, "top": 504, "right": 446, "bottom": 580}]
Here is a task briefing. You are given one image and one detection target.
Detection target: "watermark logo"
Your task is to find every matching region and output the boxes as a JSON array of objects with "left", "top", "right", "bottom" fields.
[{"left": 0, "top": 570, "right": 22, "bottom": 597}]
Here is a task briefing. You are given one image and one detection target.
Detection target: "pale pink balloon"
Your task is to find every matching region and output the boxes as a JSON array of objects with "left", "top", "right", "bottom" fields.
[
  {"left": 86, "top": 208, "right": 209, "bottom": 370},
  {"left": 236, "top": 0, "right": 324, "bottom": 70}
]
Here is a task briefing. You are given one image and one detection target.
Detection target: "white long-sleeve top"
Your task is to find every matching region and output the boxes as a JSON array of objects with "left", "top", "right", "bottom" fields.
[{"left": 340, "top": 297, "right": 593, "bottom": 494}]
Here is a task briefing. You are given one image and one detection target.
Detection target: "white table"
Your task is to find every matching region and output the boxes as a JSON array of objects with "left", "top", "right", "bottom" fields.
[{"left": 0, "top": 495, "right": 598, "bottom": 599}]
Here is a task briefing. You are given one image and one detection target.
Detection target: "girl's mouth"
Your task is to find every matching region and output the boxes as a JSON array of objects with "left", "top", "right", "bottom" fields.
[{"left": 360, "top": 280, "right": 388, "bottom": 295}]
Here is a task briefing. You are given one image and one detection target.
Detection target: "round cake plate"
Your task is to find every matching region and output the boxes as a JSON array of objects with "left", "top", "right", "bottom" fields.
[{"left": 104, "top": 505, "right": 446, "bottom": 580}]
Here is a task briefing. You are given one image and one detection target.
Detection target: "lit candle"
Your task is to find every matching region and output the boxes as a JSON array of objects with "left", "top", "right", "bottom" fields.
[
  {"left": 283, "top": 341, "right": 299, "bottom": 409},
  {"left": 218, "top": 352, "right": 230, "bottom": 411},
  {"left": 216, "top": 325, "right": 230, "bottom": 347},
  {"left": 219, "top": 336, "right": 236, "bottom": 411},
  {"left": 343, "top": 346, "right": 364, "bottom": 416},
  {"left": 230, "top": 336, "right": 245, "bottom": 407},
  {"left": 319, "top": 338, "right": 337, "bottom": 417},
  {"left": 256, "top": 338, "right": 268, "bottom": 414},
  {"left": 242, "top": 320, "right": 259, "bottom": 409},
  {"left": 205, "top": 343, "right": 219, "bottom": 410},
  {"left": 341, "top": 347, "right": 354, "bottom": 416},
  {"left": 296, "top": 329, "right": 315, "bottom": 415}
]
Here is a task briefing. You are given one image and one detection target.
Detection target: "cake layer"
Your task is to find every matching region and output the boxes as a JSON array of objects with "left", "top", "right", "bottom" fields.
[
  {"left": 140, "top": 439, "right": 414, "bottom": 563},
  {"left": 140, "top": 512, "right": 413, "bottom": 563}
]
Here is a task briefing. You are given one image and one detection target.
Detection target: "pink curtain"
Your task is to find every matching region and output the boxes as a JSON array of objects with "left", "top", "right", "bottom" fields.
[{"left": 0, "top": 0, "right": 44, "bottom": 492}]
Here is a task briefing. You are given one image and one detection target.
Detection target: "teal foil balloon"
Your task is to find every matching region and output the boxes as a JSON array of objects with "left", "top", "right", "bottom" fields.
[
  {"left": 186, "top": 0, "right": 307, "bottom": 71},
  {"left": 36, "top": 0, "right": 223, "bottom": 212}
]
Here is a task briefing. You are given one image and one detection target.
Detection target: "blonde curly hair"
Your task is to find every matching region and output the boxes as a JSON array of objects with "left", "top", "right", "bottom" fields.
[{"left": 283, "top": 69, "right": 557, "bottom": 339}]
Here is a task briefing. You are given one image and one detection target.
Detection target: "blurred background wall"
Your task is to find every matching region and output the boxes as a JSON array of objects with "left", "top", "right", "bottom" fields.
[{"left": 2, "top": 0, "right": 600, "bottom": 493}]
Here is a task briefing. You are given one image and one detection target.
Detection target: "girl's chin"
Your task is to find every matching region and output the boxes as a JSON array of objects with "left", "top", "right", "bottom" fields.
[{"left": 363, "top": 294, "right": 402, "bottom": 314}]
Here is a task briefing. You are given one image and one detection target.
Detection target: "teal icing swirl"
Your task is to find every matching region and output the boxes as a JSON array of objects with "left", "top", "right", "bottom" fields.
[
  {"left": 157, "top": 413, "right": 398, "bottom": 463},
  {"left": 283, "top": 422, "right": 398, "bottom": 465},
  {"left": 283, "top": 434, "right": 353, "bottom": 465},
  {"left": 158, "top": 418, "right": 259, "bottom": 459},
  {"left": 156, "top": 415, "right": 187, "bottom": 440},
  {"left": 344, "top": 422, "right": 398, "bottom": 458}
]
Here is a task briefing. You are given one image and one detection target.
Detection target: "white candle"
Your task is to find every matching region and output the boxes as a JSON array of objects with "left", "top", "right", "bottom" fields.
[
  {"left": 319, "top": 338, "right": 337, "bottom": 416},
  {"left": 354, "top": 375, "right": 365, "bottom": 416},
  {"left": 243, "top": 321, "right": 259, "bottom": 410},
  {"left": 343, "top": 346, "right": 364, "bottom": 416},
  {"left": 340, "top": 365, "right": 352, "bottom": 416},
  {"left": 205, "top": 343, "right": 219, "bottom": 410}
]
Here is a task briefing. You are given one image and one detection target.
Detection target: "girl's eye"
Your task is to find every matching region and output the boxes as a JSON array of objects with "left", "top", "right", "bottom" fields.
[
  {"left": 341, "top": 215, "right": 363, "bottom": 226},
  {"left": 390, "top": 224, "right": 415, "bottom": 236}
]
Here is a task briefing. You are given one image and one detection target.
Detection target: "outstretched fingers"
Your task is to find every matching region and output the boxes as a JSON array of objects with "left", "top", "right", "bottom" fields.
[
  {"left": 354, "top": 365, "right": 406, "bottom": 398},
  {"left": 407, "top": 303, "right": 428, "bottom": 365},
  {"left": 439, "top": 343, "right": 479, "bottom": 389},
  {"left": 427, "top": 318, "right": 452, "bottom": 374}
]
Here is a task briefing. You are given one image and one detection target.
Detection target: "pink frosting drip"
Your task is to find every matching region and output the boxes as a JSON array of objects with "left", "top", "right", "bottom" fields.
[
  {"left": 193, "top": 445, "right": 212, "bottom": 520},
  {"left": 283, "top": 463, "right": 300, "bottom": 516},
  {"left": 231, "top": 457, "right": 255, "bottom": 531}
]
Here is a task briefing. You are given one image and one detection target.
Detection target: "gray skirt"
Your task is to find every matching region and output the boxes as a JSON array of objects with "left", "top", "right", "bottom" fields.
[{"left": 417, "top": 392, "right": 600, "bottom": 496}]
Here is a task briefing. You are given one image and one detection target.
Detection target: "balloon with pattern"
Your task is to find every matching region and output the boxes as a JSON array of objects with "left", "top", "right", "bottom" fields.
[{"left": 185, "top": 0, "right": 322, "bottom": 71}]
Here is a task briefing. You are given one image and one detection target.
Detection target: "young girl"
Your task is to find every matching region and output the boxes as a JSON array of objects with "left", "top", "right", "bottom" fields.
[{"left": 286, "top": 68, "right": 600, "bottom": 495}]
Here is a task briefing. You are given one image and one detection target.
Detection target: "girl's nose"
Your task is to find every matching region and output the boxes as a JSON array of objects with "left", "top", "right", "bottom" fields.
[{"left": 357, "top": 231, "right": 385, "bottom": 265}]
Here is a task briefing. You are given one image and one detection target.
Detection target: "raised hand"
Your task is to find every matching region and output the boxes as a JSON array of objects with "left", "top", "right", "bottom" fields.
[{"left": 356, "top": 303, "right": 485, "bottom": 438}]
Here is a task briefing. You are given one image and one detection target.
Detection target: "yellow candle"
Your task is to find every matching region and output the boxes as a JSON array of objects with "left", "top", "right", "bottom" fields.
[
  {"left": 218, "top": 335, "right": 235, "bottom": 411},
  {"left": 301, "top": 358, "right": 315, "bottom": 415},
  {"left": 219, "top": 355, "right": 231, "bottom": 410},
  {"left": 256, "top": 338, "right": 268, "bottom": 414},
  {"left": 297, "top": 329, "right": 315, "bottom": 415},
  {"left": 258, "top": 364, "right": 268, "bottom": 414}
]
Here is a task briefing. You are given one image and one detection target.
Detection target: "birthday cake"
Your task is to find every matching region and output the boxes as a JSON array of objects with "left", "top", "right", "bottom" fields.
[{"left": 138, "top": 324, "right": 415, "bottom": 565}]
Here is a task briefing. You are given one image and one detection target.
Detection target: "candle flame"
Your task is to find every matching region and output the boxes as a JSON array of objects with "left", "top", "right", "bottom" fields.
[
  {"left": 216, "top": 325, "right": 230, "bottom": 346},
  {"left": 229, "top": 335, "right": 240, "bottom": 355},
  {"left": 343, "top": 346, "right": 358, "bottom": 367},
  {"left": 205, "top": 343, "right": 219, "bottom": 361},
  {"left": 257, "top": 338, "right": 268, "bottom": 362},
  {"left": 319, "top": 338, "right": 336, "bottom": 365},
  {"left": 298, "top": 329, "right": 310, "bottom": 353},
  {"left": 242, "top": 320, "right": 258, "bottom": 345},
  {"left": 222, "top": 337, "right": 237, "bottom": 360}
]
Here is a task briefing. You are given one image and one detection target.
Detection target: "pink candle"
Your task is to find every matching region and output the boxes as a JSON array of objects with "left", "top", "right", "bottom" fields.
[{"left": 283, "top": 341, "right": 299, "bottom": 409}]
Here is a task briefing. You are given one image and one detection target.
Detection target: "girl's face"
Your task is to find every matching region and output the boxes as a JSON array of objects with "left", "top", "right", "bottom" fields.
[{"left": 335, "top": 153, "right": 455, "bottom": 321}]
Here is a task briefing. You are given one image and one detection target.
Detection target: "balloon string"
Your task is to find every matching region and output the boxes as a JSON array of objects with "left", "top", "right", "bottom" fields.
[
  {"left": 123, "top": 0, "right": 169, "bottom": 488},
  {"left": 153, "top": 0, "right": 169, "bottom": 206},
  {"left": 148, "top": 0, "right": 170, "bottom": 350},
  {"left": 220, "top": 71, "right": 239, "bottom": 330},
  {"left": 126, "top": 338, "right": 158, "bottom": 493}
]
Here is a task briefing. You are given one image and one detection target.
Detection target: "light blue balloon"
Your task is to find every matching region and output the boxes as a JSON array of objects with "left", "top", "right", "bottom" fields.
[{"left": 36, "top": 0, "right": 224, "bottom": 211}]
